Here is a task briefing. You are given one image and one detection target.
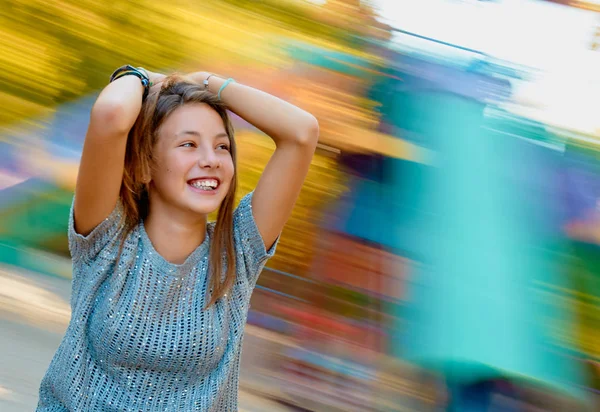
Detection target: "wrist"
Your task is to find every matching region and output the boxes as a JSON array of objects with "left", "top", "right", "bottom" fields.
[
  {"left": 190, "top": 71, "right": 213, "bottom": 85},
  {"left": 110, "top": 65, "right": 150, "bottom": 100},
  {"left": 190, "top": 72, "right": 225, "bottom": 93}
]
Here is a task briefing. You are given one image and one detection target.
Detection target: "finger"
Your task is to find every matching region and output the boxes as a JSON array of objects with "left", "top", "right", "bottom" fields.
[{"left": 149, "top": 81, "right": 164, "bottom": 94}]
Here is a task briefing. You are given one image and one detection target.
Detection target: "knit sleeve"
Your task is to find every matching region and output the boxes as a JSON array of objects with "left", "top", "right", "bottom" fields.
[
  {"left": 232, "top": 191, "right": 279, "bottom": 286},
  {"left": 68, "top": 196, "right": 125, "bottom": 264}
]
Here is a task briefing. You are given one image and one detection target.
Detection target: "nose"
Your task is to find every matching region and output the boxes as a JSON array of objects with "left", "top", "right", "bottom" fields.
[{"left": 197, "top": 149, "right": 220, "bottom": 169}]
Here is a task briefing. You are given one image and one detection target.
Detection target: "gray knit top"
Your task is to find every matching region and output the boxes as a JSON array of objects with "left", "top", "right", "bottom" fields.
[{"left": 37, "top": 191, "right": 277, "bottom": 411}]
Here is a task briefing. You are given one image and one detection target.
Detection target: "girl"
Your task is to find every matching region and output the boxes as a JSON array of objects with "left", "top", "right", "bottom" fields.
[{"left": 36, "top": 66, "right": 319, "bottom": 411}]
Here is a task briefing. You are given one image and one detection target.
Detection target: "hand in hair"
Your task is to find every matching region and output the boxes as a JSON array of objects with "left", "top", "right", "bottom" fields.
[{"left": 146, "top": 70, "right": 166, "bottom": 93}]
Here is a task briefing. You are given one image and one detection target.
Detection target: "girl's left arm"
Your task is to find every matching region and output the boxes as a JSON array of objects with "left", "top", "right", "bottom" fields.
[{"left": 191, "top": 72, "right": 319, "bottom": 249}]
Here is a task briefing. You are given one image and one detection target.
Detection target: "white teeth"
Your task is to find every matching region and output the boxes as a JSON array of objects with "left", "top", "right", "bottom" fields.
[{"left": 190, "top": 179, "right": 218, "bottom": 190}]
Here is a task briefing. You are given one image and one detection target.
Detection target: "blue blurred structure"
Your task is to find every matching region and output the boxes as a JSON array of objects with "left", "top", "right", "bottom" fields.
[
  {"left": 378, "top": 47, "right": 588, "bottom": 408},
  {"left": 0, "top": 95, "right": 97, "bottom": 277}
]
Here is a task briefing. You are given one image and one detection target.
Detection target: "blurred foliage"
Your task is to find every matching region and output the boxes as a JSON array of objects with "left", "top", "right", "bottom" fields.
[
  {"left": 221, "top": 0, "right": 351, "bottom": 43},
  {"left": 1, "top": 0, "right": 188, "bottom": 126},
  {"left": 219, "top": 0, "right": 384, "bottom": 46},
  {"left": 0, "top": 0, "right": 381, "bottom": 129}
]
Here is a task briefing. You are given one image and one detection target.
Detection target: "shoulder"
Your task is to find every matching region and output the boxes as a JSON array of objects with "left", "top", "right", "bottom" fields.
[
  {"left": 232, "top": 191, "right": 265, "bottom": 251},
  {"left": 68, "top": 196, "right": 127, "bottom": 264},
  {"left": 231, "top": 191, "right": 279, "bottom": 285}
]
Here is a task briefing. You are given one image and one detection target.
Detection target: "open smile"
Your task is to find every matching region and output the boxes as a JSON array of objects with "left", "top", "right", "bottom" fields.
[{"left": 187, "top": 177, "right": 221, "bottom": 194}]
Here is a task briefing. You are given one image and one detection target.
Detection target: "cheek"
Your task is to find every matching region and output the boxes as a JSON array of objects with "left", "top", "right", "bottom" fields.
[
  {"left": 160, "top": 152, "right": 193, "bottom": 174},
  {"left": 151, "top": 155, "right": 187, "bottom": 187},
  {"left": 223, "top": 157, "right": 235, "bottom": 181}
]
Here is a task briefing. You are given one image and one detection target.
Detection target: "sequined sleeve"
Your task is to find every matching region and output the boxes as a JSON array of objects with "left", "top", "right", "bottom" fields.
[
  {"left": 67, "top": 196, "right": 125, "bottom": 264},
  {"left": 233, "top": 191, "right": 279, "bottom": 286}
]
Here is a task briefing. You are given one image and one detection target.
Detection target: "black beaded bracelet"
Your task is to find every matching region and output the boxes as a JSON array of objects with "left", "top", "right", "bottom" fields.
[{"left": 110, "top": 65, "right": 150, "bottom": 100}]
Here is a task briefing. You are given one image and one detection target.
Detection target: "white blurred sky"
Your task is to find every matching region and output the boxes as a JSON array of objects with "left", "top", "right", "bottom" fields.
[
  {"left": 371, "top": 0, "right": 600, "bottom": 134},
  {"left": 372, "top": 0, "right": 597, "bottom": 69}
]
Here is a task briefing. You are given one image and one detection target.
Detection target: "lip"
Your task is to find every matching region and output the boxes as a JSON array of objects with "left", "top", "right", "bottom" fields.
[{"left": 187, "top": 176, "right": 221, "bottom": 195}]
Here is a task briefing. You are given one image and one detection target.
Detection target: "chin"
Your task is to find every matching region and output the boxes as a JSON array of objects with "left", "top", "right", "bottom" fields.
[{"left": 187, "top": 198, "right": 225, "bottom": 216}]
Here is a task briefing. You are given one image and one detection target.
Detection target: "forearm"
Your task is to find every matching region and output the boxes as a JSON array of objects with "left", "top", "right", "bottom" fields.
[
  {"left": 92, "top": 75, "right": 144, "bottom": 135},
  {"left": 198, "top": 74, "right": 319, "bottom": 147}
]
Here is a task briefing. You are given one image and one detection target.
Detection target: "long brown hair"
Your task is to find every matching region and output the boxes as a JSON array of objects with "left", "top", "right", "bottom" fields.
[{"left": 119, "top": 75, "right": 238, "bottom": 308}]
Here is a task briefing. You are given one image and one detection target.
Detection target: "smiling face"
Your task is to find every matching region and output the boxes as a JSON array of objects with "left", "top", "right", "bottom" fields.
[{"left": 148, "top": 103, "right": 235, "bottom": 217}]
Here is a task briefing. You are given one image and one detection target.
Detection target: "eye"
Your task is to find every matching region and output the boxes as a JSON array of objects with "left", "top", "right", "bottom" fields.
[
  {"left": 217, "top": 143, "right": 230, "bottom": 151},
  {"left": 180, "top": 142, "right": 196, "bottom": 148}
]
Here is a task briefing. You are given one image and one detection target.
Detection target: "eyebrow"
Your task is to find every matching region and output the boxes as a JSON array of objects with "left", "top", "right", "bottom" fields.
[{"left": 176, "top": 131, "right": 229, "bottom": 139}]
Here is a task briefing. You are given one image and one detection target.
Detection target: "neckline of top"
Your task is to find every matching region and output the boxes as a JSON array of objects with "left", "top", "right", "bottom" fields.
[{"left": 139, "top": 221, "right": 210, "bottom": 274}]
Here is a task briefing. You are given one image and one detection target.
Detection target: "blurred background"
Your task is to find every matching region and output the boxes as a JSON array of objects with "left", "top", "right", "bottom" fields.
[{"left": 3, "top": 0, "right": 600, "bottom": 410}]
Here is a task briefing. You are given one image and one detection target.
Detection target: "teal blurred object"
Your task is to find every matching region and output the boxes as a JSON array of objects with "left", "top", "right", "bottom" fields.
[
  {"left": 394, "top": 91, "right": 587, "bottom": 402},
  {"left": 284, "top": 39, "right": 377, "bottom": 77},
  {"left": 0, "top": 178, "right": 72, "bottom": 277}
]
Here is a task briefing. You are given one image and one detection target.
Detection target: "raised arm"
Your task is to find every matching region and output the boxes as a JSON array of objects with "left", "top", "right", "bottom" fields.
[
  {"left": 73, "top": 70, "right": 162, "bottom": 236},
  {"left": 192, "top": 73, "right": 319, "bottom": 249}
]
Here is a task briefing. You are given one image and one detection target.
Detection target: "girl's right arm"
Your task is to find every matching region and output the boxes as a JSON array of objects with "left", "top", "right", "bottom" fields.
[{"left": 73, "top": 74, "right": 147, "bottom": 236}]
